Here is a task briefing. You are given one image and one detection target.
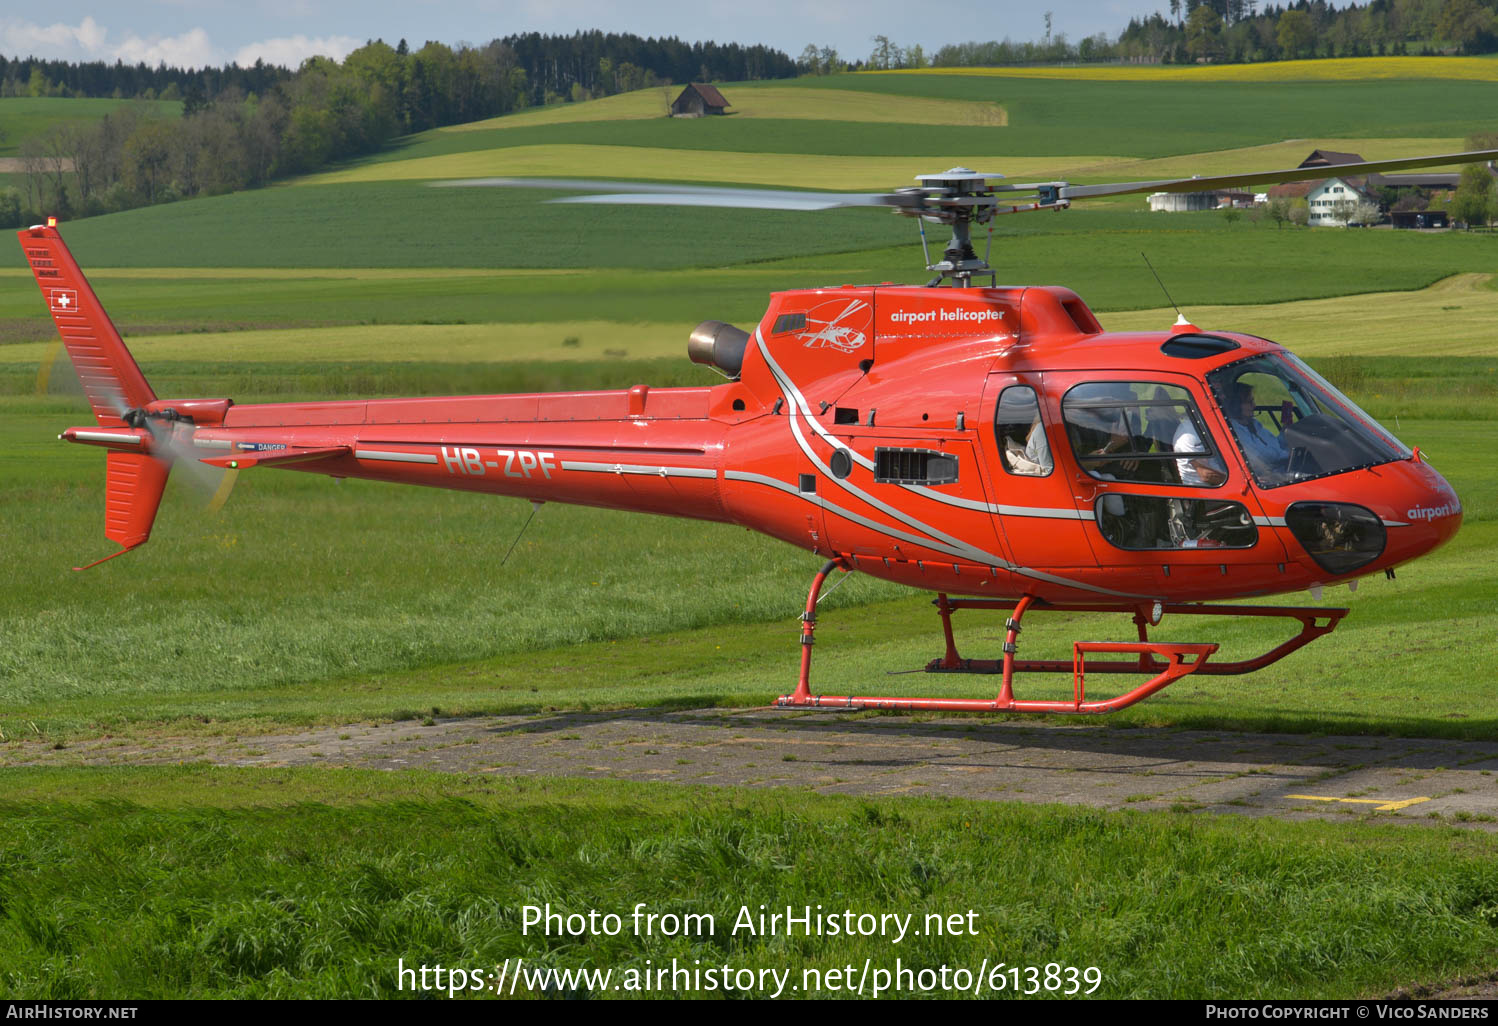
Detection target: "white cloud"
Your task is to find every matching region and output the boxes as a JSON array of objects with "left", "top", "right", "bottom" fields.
[
  {"left": 1, "top": 17, "right": 228, "bottom": 67},
  {"left": 233, "top": 34, "right": 361, "bottom": 68},
  {"left": 0, "top": 17, "right": 363, "bottom": 69},
  {"left": 114, "top": 27, "right": 220, "bottom": 68},
  {"left": 1, "top": 16, "right": 110, "bottom": 60}
]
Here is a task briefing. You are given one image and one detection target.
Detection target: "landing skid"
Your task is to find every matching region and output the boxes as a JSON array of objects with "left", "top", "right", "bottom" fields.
[{"left": 775, "top": 561, "right": 1348, "bottom": 715}]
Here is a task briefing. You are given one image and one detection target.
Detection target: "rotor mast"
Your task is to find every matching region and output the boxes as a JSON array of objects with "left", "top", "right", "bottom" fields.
[{"left": 900, "top": 169, "right": 1067, "bottom": 288}]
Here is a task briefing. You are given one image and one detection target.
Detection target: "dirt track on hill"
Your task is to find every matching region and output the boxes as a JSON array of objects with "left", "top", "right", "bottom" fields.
[{"left": 8, "top": 708, "right": 1498, "bottom": 830}]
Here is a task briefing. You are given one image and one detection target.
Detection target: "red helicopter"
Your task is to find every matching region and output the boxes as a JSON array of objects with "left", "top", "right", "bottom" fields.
[{"left": 24, "top": 149, "right": 1489, "bottom": 714}]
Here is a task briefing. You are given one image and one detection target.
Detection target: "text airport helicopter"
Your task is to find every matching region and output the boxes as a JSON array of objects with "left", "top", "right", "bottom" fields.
[{"left": 25, "top": 147, "right": 1489, "bottom": 714}]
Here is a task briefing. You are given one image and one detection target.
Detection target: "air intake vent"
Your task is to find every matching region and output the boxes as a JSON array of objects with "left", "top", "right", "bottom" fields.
[
  {"left": 1161, "top": 334, "right": 1240, "bottom": 359},
  {"left": 874, "top": 447, "right": 958, "bottom": 485}
]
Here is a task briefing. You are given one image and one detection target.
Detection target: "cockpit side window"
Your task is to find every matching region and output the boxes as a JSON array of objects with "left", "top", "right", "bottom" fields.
[
  {"left": 1062, "top": 381, "right": 1226, "bottom": 487},
  {"left": 995, "top": 385, "right": 1053, "bottom": 477},
  {"left": 1206, "top": 354, "right": 1409, "bottom": 488}
]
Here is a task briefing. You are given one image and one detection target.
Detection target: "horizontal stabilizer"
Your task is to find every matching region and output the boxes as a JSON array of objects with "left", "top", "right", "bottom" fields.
[{"left": 198, "top": 445, "right": 350, "bottom": 469}]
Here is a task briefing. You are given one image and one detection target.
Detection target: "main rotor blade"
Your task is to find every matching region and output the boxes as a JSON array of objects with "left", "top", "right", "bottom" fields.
[
  {"left": 434, "top": 177, "right": 920, "bottom": 211},
  {"left": 1054, "top": 149, "right": 1498, "bottom": 200}
]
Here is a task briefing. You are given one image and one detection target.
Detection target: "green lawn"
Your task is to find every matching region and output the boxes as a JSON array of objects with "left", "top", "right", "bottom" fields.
[{"left": 1, "top": 770, "right": 1494, "bottom": 999}]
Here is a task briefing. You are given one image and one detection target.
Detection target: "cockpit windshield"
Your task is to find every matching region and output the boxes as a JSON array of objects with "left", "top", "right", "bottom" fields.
[{"left": 1205, "top": 353, "right": 1411, "bottom": 489}]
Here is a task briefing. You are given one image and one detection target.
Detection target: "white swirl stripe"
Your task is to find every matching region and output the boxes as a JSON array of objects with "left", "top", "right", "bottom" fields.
[{"left": 745, "top": 329, "right": 1152, "bottom": 600}]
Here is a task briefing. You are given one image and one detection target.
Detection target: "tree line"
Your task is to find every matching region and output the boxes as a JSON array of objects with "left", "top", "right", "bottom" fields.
[
  {"left": 0, "top": 54, "right": 290, "bottom": 102},
  {"left": 0, "top": 31, "right": 798, "bottom": 228},
  {"left": 1115, "top": 0, "right": 1498, "bottom": 63},
  {"left": 845, "top": 0, "right": 1498, "bottom": 68}
]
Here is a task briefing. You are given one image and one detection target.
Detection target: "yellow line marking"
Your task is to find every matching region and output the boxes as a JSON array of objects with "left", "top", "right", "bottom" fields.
[
  {"left": 1287, "top": 794, "right": 1431, "bottom": 812},
  {"left": 1371, "top": 797, "right": 1433, "bottom": 812}
]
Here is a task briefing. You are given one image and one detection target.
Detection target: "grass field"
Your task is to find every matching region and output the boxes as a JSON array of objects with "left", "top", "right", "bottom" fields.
[
  {"left": 3, "top": 274, "right": 1495, "bottom": 413},
  {"left": 3, "top": 64, "right": 1497, "bottom": 1000},
  {"left": 0, "top": 97, "right": 181, "bottom": 158},
  {"left": 369, "top": 73, "right": 1498, "bottom": 165},
  {"left": 299, "top": 144, "right": 1091, "bottom": 188},
  {"left": 445, "top": 86, "right": 1007, "bottom": 131},
  {"left": 4, "top": 205, "right": 1496, "bottom": 340},
  {"left": 2, "top": 770, "right": 1496, "bottom": 999}
]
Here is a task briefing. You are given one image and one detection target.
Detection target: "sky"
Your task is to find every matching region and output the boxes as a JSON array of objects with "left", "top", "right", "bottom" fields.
[{"left": 1, "top": 0, "right": 1164, "bottom": 70}]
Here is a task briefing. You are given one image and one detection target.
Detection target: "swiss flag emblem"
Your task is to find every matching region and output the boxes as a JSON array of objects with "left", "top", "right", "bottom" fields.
[{"left": 49, "top": 289, "right": 78, "bottom": 314}]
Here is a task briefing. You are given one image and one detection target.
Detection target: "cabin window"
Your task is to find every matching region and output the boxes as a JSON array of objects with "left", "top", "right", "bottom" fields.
[
  {"left": 1096, "top": 495, "right": 1258, "bottom": 551},
  {"left": 1062, "top": 381, "right": 1226, "bottom": 487},
  {"left": 994, "top": 385, "right": 1053, "bottom": 477},
  {"left": 874, "top": 447, "right": 958, "bottom": 485}
]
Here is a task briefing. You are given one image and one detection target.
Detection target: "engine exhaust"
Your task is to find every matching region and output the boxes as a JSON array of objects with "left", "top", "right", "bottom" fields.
[{"left": 688, "top": 320, "right": 750, "bottom": 378}]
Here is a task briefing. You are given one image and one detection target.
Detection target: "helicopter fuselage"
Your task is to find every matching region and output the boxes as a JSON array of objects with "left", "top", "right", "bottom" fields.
[{"left": 67, "top": 281, "right": 1459, "bottom": 606}]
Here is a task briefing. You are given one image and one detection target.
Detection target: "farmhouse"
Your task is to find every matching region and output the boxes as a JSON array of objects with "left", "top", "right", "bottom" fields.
[
  {"left": 671, "top": 83, "right": 731, "bottom": 117},
  {"left": 1305, "top": 176, "right": 1377, "bottom": 227}
]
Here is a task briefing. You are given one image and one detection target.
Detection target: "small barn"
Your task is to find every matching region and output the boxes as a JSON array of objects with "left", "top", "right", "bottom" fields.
[
  {"left": 671, "top": 83, "right": 730, "bottom": 117},
  {"left": 1392, "top": 209, "right": 1449, "bottom": 229},
  {"left": 1148, "top": 189, "right": 1254, "bottom": 212}
]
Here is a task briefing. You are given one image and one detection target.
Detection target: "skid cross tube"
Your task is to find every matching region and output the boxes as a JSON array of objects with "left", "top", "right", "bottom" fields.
[
  {"left": 923, "top": 600, "right": 1347, "bottom": 677},
  {"left": 775, "top": 575, "right": 1222, "bottom": 714}
]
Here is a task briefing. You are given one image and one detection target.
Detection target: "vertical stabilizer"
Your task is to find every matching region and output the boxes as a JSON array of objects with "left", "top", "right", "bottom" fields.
[
  {"left": 19, "top": 222, "right": 171, "bottom": 569},
  {"left": 18, "top": 222, "right": 155, "bottom": 426}
]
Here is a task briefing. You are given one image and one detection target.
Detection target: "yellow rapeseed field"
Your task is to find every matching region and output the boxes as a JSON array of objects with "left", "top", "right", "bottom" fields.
[{"left": 883, "top": 56, "right": 1498, "bottom": 82}]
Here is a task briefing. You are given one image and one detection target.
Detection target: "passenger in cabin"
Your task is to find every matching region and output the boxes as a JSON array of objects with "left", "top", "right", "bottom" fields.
[
  {"left": 1010, "top": 419, "right": 1053, "bottom": 476},
  {"left": 997, "top": 386, "right": 1053, "bottom": 476},
  {"left": 1171, "top": 414, "right": 1227, "bottom": 487}
]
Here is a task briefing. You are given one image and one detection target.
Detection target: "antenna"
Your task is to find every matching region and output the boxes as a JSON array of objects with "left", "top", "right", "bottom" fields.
[
  {"left": 1140, "top": 252, "right": 1183, "bottom": 321},
  {"left": 499, "top": 500, "right": 544, "bottom": 567}
]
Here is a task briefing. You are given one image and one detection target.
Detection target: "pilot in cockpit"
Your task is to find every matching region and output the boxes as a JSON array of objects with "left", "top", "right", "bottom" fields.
[{"left": 1226, "top": 380, "right": 1289, "bottom": 479}]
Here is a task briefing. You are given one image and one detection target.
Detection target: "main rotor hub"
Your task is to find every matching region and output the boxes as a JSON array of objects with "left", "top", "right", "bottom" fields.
[{"left": 898, "top": 168, "right": 1009, "bottom": 288}]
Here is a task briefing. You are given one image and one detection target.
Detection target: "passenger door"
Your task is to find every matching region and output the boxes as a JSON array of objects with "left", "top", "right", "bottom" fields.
[{"left": 978, "top": 373, "right": 1099, "bottom": 568}]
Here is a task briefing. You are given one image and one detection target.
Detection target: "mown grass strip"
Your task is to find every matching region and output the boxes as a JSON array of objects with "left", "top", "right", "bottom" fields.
[
  {"left": 442, "top": 86, "right": 1007, "bottom": 132},
  {"left": 296, "top": 144, "right": 1097, "bottom": 189},
  {"left": 1056, "top": 136, "right": 1467, "bottom": 182},
  {"left": 2, "top": 273, "right": 1492, "bottom": 372},
  {"left": 0, "top": 321, "right": 691, "bottom": 366},
  {"left": 0, "top": 769, "right": 1494, "bottom": 999},
  {"left": 1103, "top": 273, "right": 1498, "bottom": 358}
]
